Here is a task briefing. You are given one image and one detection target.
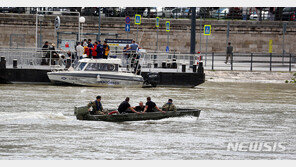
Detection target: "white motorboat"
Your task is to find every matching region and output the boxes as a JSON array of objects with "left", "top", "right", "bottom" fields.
[{"left": 47, "top": 58, "right": 144, "bottom": 87}]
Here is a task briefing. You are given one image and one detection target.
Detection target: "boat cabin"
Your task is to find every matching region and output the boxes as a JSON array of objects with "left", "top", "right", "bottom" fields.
[{"left": 74, "top": 58, "right": 121, "bottom": 72}]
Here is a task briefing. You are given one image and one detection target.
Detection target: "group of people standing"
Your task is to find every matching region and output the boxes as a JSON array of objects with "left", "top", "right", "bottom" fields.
[
  {"left": 87, "top": 96, "right": 176, "bottom": 115},
  {"left": 76, "top": 39, "right": 110, "bottom": 59},
  {"left": 41, "top": 41, "right": 59, "bottom": 65}
]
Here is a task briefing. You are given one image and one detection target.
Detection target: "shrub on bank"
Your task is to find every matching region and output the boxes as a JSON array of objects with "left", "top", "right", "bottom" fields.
[{"left": 285, "top": 72, "right": 296, "bottom": 83}]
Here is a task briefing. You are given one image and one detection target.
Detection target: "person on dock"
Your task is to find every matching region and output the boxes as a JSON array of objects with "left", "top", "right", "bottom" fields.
[
  {"left": 83, "top": 39, "right": 88, "bottom": 47},
  {"left": 87, "top": 96, "right": 105, "bottom": 115},
  {"left": 103, "top": 40, "right": 110, "bottom": 59},
  {"left": 96, "top": 40, "right": 104, "bottom": 59},
  {"left": 162, "top": 99, "right": 177, "bottom": 112},
  {"left": 76, "top": 42, "right": 84, "bottom": 59},
  {"left": 118, "top": 97, "right": 139, "bottom": 114},
  {"left": 143, "top": 97, "right": 164, "bottom": 113},
  {"left": 123, "top": 44, "right": 131, "bottom": 66},
  {"left": 42, "top": 41, "right": 49, "bottom": 51},
  {"left": 127, "top": 40, "right": 141, "bottom": 52},
  {"left": 49, "top": 43, "right": 59, "bottom": 65},
  {"left": 87, "top": 39, "right": 93, "bottom": 58},
  {"left": 41, "top": 41, "right": 50, "bottom": 64},
  {"left": 225, "top": 42, "right": 233, "bottom": 64},
  {"left": 133, "top": 101, "right": 145, "bottom": 112},
  {"left": 91, "top": 41, "right": 98, "bottom": 59}
]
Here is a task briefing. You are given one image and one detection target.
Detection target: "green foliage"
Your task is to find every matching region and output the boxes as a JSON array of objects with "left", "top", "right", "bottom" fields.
[{"left": 286, "top": 73, "right": 296, "bottom": 83}]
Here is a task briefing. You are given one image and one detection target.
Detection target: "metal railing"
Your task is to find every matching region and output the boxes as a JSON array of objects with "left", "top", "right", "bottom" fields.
[
  {"left": 0, "top": 49, "right": 73, "bottom": 69},
  {"left": 1, "top": 48, "right": 295, "bottom": 72},
  {"left": 203, "top": 52, "right": 296, "bottom": 72}
]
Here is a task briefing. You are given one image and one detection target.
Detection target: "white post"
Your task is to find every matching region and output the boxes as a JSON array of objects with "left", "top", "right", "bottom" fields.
[
  {"left": 35, "top": 13, "right": 38, "bottom": 51},
  {"left": 78, "top": 13, "right": 81, "bottom": 42}
]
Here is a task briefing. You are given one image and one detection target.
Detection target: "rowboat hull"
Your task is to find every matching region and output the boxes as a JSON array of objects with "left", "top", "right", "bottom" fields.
[{"left": 74, "top": 106, "right": 201, "bottom": 122}]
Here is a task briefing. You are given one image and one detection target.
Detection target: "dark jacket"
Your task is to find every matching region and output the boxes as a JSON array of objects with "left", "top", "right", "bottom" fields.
[{"left": 227, "top": 46, "right": 233, "bottom": 54}]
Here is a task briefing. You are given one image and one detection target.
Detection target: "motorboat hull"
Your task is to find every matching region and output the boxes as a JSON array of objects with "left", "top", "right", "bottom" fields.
[{"left": 47, "top": 72, "right": 144, "bottom": 87}]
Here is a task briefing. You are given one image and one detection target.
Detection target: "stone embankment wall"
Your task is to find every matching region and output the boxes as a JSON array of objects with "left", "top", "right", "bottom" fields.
[{"left": 1, "top": 13, "right": 296, "bottom": 54}]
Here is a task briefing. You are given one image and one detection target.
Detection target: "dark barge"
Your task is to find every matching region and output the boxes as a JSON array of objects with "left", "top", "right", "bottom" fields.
[{"left": 0, "top": 52, "right": 205, "bottom": 87}]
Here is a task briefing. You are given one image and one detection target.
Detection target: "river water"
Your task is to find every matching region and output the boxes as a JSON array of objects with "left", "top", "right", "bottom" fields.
[{"left": 0, "top": 82, "right": 295, "bottom": 160}]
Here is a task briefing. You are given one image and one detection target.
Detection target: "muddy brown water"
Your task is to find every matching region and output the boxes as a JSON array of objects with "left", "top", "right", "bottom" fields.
[{"left": 0, "top": 82, "right": 295, "bottom": 159}]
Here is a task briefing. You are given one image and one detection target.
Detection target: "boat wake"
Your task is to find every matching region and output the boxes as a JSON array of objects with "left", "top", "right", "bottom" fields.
[
  {"left": 143, "top": 116, "right": 199, "bottom": 124},
  {"left": 0, "top": 111, "right": 69, "bottom": 122}
]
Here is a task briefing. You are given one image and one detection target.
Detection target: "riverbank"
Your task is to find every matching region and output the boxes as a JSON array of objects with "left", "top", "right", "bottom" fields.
[
  {"left": 205, "top": 70, "right": 295, "bottom": 83},
  {"left": 1, "top": 13, "right": 296, "bottom": 53}
]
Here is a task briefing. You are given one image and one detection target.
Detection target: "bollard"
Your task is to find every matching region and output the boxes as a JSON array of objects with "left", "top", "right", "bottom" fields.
[
  {"left": 230, "top": 53, "right": 233, "bottom": 71},
  {"left": 172, "top": 62, "right": 177, "bottom": 69},
  {"left": 270, "top": 53, "right": 272, "bottom": 72},
  {"left": 154, "top": 63, "right": 158, "bottom": 68},
  {"left": 182, "top": 64, "right": 186, "bottom": 72},
  {"left": 250, "top": 53, "right": 253, "bottom": 71},
  {"left": 66, "top": 58, "right": 71, "bottom": 69},
  {"left": 172, "top": 59, "right": 177, "bottom": 69},
  {"left": 193, "top": 64, "right": 197, "bottom": 72},
  {"left": 162, "top": 61, "right": 166, "bottom": 68},
  {"left": 0, "top": 56, "right": 5, "bottom": 62},
  {"left": 211, "top": 52, "right": 214, "bottom": 70},
  {"left": 13, "top": 59, "right": 17, "bottom": 68},
  {"left": 198, "top": 62, "right": 204, "bottom": 74},
  {"left": 289, "top": 54, "right": 292, "bottom": 72},
  {"left": 0, "top": 57, "right": 6, "bottom": 69},
  {"left": 167, "top": 63, "right": 171, "bottom": 68}
]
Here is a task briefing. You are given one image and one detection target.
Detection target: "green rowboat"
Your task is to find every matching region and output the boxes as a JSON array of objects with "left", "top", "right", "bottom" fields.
[{"left": 74, "top": 106, "right": 201, "bottom": 122}]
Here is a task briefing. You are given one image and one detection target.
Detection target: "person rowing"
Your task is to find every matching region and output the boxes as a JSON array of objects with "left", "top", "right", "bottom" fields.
[
  {"left": 162, "top": 99, "right": 177, "bottom": 112},
  {"left": 142, "top": 97, "right": 165, "bottom": 113},
  {"left": 87, "top": 96, "right": 106, "bottom": 115},
  {"left": 133, "top": 101, "right": 145, "bottom": 112},
  {"left": 118, "top": 97, "right": 140, "bottom": 114}
]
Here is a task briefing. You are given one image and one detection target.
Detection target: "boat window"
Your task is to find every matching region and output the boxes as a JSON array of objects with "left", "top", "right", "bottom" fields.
[
  {"left": 85, "top": 63, "right": 119, "bottom": 72},
  {"left": 283, "top": 7, "right": 293, "bottom": 12},
  {"left": 76, "top": 62, "right": 87, "bottom": 71},
  {"left": 72, "top": 59, "right": 79, "bottom": 69}
]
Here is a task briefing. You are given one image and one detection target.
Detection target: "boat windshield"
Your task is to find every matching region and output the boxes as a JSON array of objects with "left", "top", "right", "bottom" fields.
[
  {"left": 84, "top": 63, "right": 119, "bottom": 72},
  {"left": 76, "top": 62, "right": 87, "bottom": 71}
]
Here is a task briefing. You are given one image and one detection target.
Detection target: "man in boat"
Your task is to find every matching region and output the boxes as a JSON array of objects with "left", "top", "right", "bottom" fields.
[
  {"left": 162, "top": 99, "right": 177, "bottom": 112},
  {"left": 87, "top": 96, "right": 105, "bottom": 115},
  {"left": 143, "top": 97, "right": 165, "bottom": 113},
  {"left": 133, "top": 101, "right": 145, "bottom": 112},
  {"left": 118, "top": 97, "right": 140, "bottom": 114}
]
